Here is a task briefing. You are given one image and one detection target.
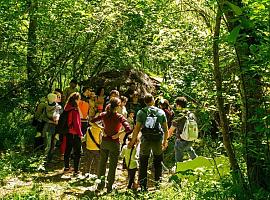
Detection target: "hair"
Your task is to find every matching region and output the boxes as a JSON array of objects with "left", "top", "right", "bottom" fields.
[
  {"left": 128, "top": 109, "right": 135, "bottom": 114},
  {"left": 82, "top": 86, "right": 91, "bottom": 93},
  {"left": 144, "top": 93, "right": 154, "bottom": 104},
  {"left": 175, "top": 96, "right": 188, "bottom": 108},
  {"left": 47, "top": 93, "right": 57, "bottom": 103},
  {"left": 110, "top": 90, "right": 119, "bottom": 97},
  {"left": 160, "top": 99, "right": 170, "bottom": 109},
  {"left": 120, "top": 96, "right": 128, "bottom": 103},
  {"left": 66, "top": 92, "right": 80, "bottom": 108},
  {"left": 108, "top": 97, "right": 121, "bottom": 114},
  {"left": 54, "top": 88, "right": 63, "bottom": 95},
  {"left": 70, "top": 79, "right": 78, "bottom": 84},
  {"left": 96, "top": 87, "right": 105, "bottom": 96}
]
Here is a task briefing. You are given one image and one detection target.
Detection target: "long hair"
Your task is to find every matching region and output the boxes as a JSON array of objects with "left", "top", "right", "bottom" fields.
[
  {"left": 66, "top": 92, "right": 80, "bottom": 108},
  {"left": 107, "top": 97, "right": 120, "bottom": 116}
]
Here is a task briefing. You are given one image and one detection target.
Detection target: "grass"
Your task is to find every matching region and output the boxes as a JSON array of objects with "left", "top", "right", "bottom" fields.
[{"left": 1, "top": 150, "right": 268, "bottom": 200}]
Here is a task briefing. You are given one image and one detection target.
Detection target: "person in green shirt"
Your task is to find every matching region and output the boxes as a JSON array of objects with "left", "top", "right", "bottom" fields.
[{"left": 129, "top": 93, "right": 169, "bottom": 191}]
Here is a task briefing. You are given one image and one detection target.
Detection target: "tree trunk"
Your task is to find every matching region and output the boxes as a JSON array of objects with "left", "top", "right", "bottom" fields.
[
  {"left": 26, "top": 0, "right": 38, "bottom": 96},
  {"left": 212, "top": 1, "right": 243, "bottom": 185},
  {"left": 224, "top": 0, "right": 270, "bottom": 191}
]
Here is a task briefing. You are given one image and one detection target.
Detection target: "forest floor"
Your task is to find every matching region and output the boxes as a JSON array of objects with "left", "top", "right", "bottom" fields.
[{"left": 0, "top": 148, "right": 170, "bottom": 199}]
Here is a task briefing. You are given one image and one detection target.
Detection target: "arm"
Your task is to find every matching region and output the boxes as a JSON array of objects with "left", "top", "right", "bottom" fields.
[
  {"left": 162, "top": 121, "right": 169, "bottom": 150},
  {"left": 128, "top": 122, "right": 142, "bottom": 148},
  {"left": 168, "top": 126, "right": 176, "bottom": 138},
  {"left": 112, "top": 115, "right": 132, "bottom": 139},
  {"left": 90, "top": 122, "right": 104, "bottom": 130}
]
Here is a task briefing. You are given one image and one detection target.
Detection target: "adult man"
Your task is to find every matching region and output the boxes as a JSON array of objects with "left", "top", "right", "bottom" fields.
[
  {"left": 63, "top": 79, "right": 78, "bottom": 102},
  {"left": 168, "top": 97, "right": 197, "bottom": 163},
  {"left": 129, "top": 94, "right": 168, "bottom": 191}
]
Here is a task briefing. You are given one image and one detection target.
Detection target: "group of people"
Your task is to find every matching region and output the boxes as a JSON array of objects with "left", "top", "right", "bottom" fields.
[{"left": 32, "top": 79, "right": 198, "bottom": 193}]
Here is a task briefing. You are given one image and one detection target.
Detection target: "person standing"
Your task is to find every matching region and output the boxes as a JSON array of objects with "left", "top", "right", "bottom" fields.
[
  {"left": 78, "top": 86, "right": 91, "bottom": 136},
  {"left": 91, "top": 97, "right": 131, "bottom": 193},
  {"left": 64, "top": 92, "right": 83, "bottom": 176},
  {"left": 121, "top": 137, "right": 139, "bottom": 189},
  {"left": 128, "top": 94, "right": 168, "bottom": 191},
  {"left": 63, "top": 79, "right": 78, "bottom": 103},
  {"left": 42, "top": 93, "right": 62, "bottom": 162},
  {"left": 168, "top": 97, "right": 197, "bottom": 163}
]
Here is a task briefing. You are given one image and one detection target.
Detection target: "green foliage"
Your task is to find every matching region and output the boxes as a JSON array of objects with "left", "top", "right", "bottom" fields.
[{"left": 0, "top": 107, "right": 35, "bottom": 150}]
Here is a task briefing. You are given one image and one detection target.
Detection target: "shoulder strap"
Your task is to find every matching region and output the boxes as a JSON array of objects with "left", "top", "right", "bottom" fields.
[
  {"left": 87, "top": 127, "right": 100, "bottom": 149},
  {"left": 127, "top": 147, "right": 134, "bottom": 169}
]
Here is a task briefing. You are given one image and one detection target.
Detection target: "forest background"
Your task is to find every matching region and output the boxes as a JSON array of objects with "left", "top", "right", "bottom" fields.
[{"left": 0, "top": 0, "right": 269, "bottom": 199}]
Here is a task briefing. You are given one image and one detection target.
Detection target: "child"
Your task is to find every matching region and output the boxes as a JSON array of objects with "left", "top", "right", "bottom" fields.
[
  {"left": 84, "top": 107, "right": 103, "bottom": 175},
  {"left": 121, "top": 110, "right": 135, "bottom": 148},
  {"left": 127, "top": 110, "right": 135, "bottom": 130},
  {"left": 121, "top": 137, "right": 138, "bottom": 189}
]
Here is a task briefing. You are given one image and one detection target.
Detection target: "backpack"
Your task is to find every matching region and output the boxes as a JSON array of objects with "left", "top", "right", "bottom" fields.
[
  {"left": 141, "top": 107, "right": 163, "bottom": 140},
  {"left": 57, "top": 110, "right": 72, "bottom": 135},
  {"left": 180, "top": 112, "right": 198, "bottom": 141}
]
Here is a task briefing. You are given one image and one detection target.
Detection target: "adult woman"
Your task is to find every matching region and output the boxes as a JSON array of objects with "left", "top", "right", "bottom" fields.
[
  {"left": 95, "top": 87, "right": 105, "bottom": 111},
  {"left": 91, "top": 97, "right": 131, "bottom": 193},
  {"left": 64, "top": 92, "right": 82, "bottom": 175}
]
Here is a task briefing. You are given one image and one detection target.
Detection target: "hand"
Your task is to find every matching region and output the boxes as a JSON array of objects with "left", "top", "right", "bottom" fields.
[
  {"left": 111, "top": 133, "right": 119, "bottom": 139},
  {"left": 162, "top": 140, "right": 168, "bottom": 150}
]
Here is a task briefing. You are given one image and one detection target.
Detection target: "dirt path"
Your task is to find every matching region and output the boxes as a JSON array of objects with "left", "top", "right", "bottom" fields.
[{"left": 0, "top": 149, "right": 169, "bottom": 199}]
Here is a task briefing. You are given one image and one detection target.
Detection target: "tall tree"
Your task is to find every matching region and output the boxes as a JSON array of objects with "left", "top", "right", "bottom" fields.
[
  {"left": 26, "top": 0, "right": 38, "bottom": 95},
  {"left": 223, "top": 0, "right": 270, "bottom": 190}
]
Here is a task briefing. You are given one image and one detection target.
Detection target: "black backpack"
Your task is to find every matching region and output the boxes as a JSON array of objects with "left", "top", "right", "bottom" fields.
[
  {"left": 141, "top": 107, "right": 163, "bottom": 141},
  {"left": 57, "top": 110, "right": 72, "bottom": 135}
]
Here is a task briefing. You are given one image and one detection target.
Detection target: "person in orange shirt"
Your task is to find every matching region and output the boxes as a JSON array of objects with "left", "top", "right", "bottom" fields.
[{"left": 78, "top": 87, "right": 91, "bottom": 136}]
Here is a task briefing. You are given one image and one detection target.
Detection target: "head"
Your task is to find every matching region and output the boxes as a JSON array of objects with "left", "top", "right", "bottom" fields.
[
  {"left": 160, "top": 99, "right": 170, "bottom": 109},
  {"left": 90, "top": 90, "right": 96, "bottom": 99},
  {"left": 70, "top": 79, "right": 78, "bottom": 89},
  {"left": 97, "top": 105, "right": 103, "bottom": 113},
  {"left": 175, "top": 96, "right": 188, "bottom": 109},
  {"left": 130, "top": 83, "right": 136, "bottom": 91},
  {"left": 53, "top": 91, "right": 62, "bottom": 103},
  {"left": 108, "top": 97, "right": 121, "bottom": 113},
  {"left": 66, "top": 92, "right": 81, "bottom": 108},
  {"left": 131, "top": 91, "right": 139, "bottom": 102},
  {"left": 82, "top": 86, "right": 92, "bottom": 97},
  {"left": 128, "top": 110, "right": 135, "bottom": 119},
  {"left": 96, "top": 87, "right": 105, "bottom": 96},
  {"left": 120, "top": 96, "right": 128, "bottom": 106},
  {"left": 144, "top": 93, "right": 155, "bottom": 106},
  {"left": 109, "top": 90, "right": 119, "bottom": 99},
  {"left": 47, "top": 93, "right": 57, "bottom": 104}
]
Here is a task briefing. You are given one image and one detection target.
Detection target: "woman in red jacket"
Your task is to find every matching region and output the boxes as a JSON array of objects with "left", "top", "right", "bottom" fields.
[
  {"left": 64, "top": 92, "right": 82, "bottom": 175},
  {"left": 91, "top": 97, "right": 132, "bottom": 193}
]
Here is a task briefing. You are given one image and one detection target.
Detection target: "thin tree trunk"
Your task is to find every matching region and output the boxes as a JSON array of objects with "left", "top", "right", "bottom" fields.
[
  {"left": 26, "top": 0, "right": 38, "bottom": 96},
  {"left": 212, "top": 0, "right": 244, "bottom": 187},
  {"left": 224, "top": 0, "right": 270, "bottom": 191}
]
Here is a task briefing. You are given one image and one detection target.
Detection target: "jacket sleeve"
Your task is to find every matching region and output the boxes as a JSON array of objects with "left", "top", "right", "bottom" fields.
[
  {"left": 90, "top": 112, "right": 105, "bottom": 123},
  {"left": 67, "top": 110, "right": 73, "bottom": 128},
  {"left": 119, "top": 115, "right": 132, "bottom": 134}
]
